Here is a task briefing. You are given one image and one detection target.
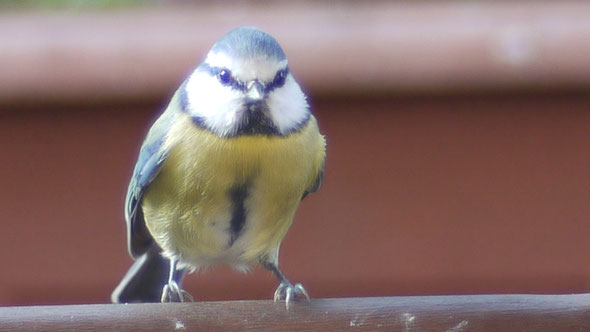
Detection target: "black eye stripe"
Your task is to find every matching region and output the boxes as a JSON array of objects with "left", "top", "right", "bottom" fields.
[
  {"left": 212, "top": 67, "right": 245, "bottom": 91},
  {"left": 265, "top": 67, "right": 290, "bottom": 93},
  {"left": 218, "top": 69, "right": 232, "bottom": 84},
  {"left": 213, "top": 67, "right": 246, "bottom": 91},
  {"left": 199, "top": 63, "right": 289, "bottom": 93}
]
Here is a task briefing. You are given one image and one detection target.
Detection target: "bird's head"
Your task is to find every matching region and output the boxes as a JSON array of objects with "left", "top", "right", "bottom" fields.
[{"left": 184, "top": 27, "right": 310, "bottom": 138}]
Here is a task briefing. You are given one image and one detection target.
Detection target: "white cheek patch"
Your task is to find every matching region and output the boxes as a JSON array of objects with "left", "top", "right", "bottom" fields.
[
  {"left": 267, "top": 74, "right": 310, "bottom": 134},
  {"left": 184, "top": 71, "right": 244, "bottom": 137}
]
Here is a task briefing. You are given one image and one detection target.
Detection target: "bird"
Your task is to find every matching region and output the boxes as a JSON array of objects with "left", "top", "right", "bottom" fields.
[{"left": 111, "top": 27, "right": 326, "bottom": 309}]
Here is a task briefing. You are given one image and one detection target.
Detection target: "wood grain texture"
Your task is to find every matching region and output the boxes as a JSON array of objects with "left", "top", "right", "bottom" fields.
[{"left": 1, "top": 295, "right": 589, "bottom": 331}]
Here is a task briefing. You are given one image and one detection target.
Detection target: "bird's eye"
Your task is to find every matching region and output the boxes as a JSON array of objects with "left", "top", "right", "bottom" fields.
[
  {"left": 273, "top": 69, "right": 287, "bottom": 87},
  {"left": 218, "top": 69, "right": 232, "bottom": 85}
]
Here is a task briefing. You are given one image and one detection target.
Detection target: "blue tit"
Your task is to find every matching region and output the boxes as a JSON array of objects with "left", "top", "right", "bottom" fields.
[{"left": 111, "top": 27, "right": 326, "bottom": 309}]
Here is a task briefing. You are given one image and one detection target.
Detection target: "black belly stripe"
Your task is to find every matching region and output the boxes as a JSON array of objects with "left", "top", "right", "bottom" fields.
[{"left": 228, "top": 183, "right": 249, "bottom": 246}]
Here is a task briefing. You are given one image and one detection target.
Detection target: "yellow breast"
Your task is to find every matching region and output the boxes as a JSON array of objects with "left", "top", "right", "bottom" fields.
[{"left": 141, "top": 112, "right": 325, "bottom": 268}]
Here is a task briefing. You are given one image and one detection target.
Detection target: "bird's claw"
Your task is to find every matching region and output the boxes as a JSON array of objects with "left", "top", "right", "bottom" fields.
[
  {"left": 161, "top": 280, "right": 194, "bottom": 303},
  {"left": 273, "top": 282, "right": 310, "bottom": 309}
]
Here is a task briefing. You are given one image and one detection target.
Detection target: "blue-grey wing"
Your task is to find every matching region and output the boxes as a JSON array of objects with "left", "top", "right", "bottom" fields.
[{"left": 125, "top": 105, "right": 179, "bottom": 258}]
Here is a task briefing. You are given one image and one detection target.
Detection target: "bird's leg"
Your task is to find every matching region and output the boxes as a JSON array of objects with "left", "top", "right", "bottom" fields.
[
  {"left": 260, "top": 259, "right": 310, "bottom": 309},
  {"left": 160, "top": 258, "right": 193, "bottom": 303}
]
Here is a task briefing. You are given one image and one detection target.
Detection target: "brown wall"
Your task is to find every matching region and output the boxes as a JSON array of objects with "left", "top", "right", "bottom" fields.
[
  {"left": 2, "top": 93, "right": 590, "bottom": 305},
  {"left": 2, "top": 2, "right": 590, "bottom": 306}
]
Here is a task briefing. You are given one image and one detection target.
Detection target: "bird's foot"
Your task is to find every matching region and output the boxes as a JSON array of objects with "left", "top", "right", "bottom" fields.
[
  {"left": 273, "top": 281, "right": 310, "bottom": 310},
  {"left": 161, "top": 280, "right": 194, "bottom": 303}
]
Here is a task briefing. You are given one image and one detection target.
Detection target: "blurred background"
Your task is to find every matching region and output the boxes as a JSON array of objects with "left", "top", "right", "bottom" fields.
[{"left": 1, "top": 1, "right": 590, "bottom": 306}]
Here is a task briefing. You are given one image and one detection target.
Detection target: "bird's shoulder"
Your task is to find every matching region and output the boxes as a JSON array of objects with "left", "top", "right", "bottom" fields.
[{"left": 124, "top": 90, "right": 184, "bottom": 257}]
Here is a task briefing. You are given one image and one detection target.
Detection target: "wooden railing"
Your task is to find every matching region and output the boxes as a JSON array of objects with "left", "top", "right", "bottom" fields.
[{"left": 2, "top": 294, "right": 589, "bottom": 330}]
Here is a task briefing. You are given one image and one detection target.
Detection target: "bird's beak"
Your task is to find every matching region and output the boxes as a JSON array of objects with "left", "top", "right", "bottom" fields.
[{"left": 246, "top": 80, "right": 264, "bottom": 101}]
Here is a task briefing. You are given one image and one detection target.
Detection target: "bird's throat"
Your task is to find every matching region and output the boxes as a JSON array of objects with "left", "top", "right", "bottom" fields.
[{"left": 237, "top": 103, "right": 280, "bottom": 136}]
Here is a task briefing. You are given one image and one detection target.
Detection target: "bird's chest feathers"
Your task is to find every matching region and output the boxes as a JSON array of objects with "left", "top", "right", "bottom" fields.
[
  {"left": 143, "top": 114, "right": 318, "bottom": 263},
  {"left": 164, "top": 116, "right": 313, "bottom": 195}
]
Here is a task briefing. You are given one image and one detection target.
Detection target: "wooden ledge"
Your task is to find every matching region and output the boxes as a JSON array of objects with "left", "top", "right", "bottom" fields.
[{"left": 1, "top": 294, "right": 589, "bottom": 330}]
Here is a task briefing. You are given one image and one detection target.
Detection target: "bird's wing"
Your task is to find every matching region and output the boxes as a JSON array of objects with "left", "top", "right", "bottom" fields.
[
  {"left": 302, "top": 158, "right": 325, "bottom": 200},
  {"left": 125, "top": 102, "right": 180, "bottom": 258}
]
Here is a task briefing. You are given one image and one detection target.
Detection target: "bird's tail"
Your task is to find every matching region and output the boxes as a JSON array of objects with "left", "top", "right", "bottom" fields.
[{"left": 111, "top": 245, "right": 185, "bottom": 303}]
